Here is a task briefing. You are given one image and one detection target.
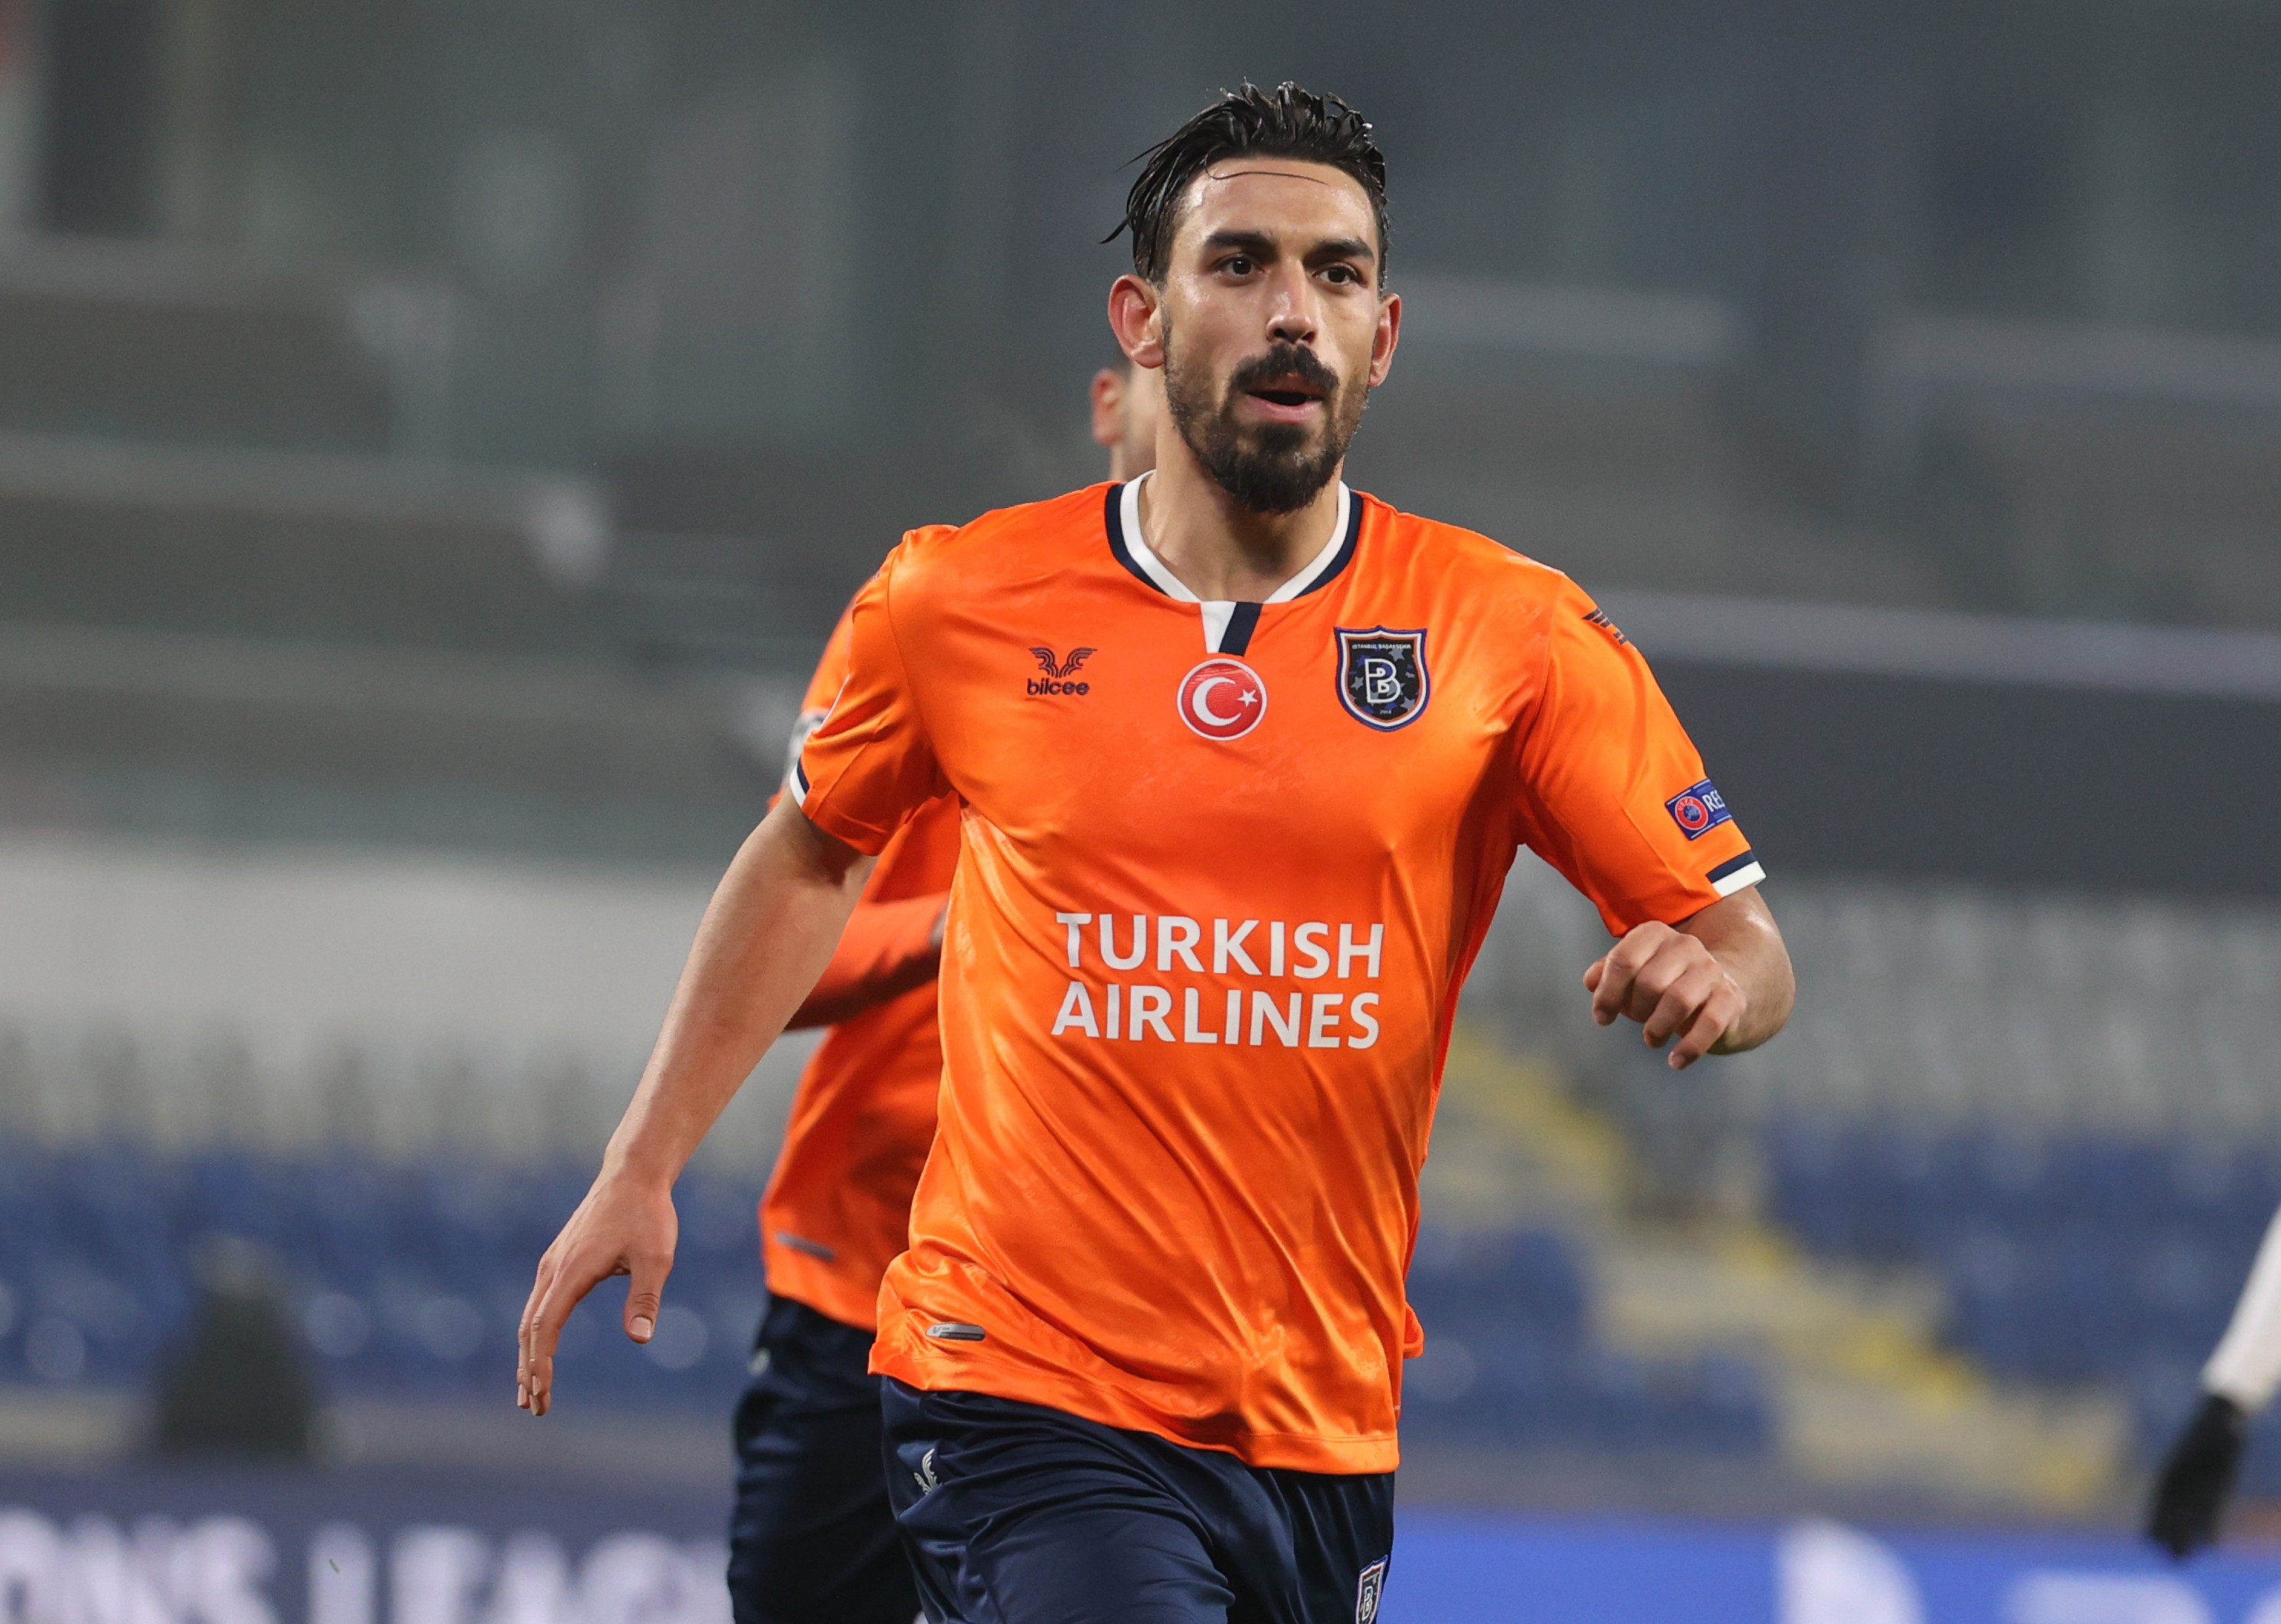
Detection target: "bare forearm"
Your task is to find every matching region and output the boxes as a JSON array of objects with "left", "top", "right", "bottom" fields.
[
  {"left": 1680, "top": 888, "right": 1793, "bottom": 1053},
  {"left": 604, "top": 800, "right": 873, "bottom": 1187},
  {"left": 785, "top": 891, "right": 947, "bottom": 1028}
]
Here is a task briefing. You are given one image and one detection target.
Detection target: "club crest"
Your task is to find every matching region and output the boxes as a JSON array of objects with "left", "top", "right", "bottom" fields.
[
  {"left": 1355, "top": 1557, "right": 1388, "bottom": 1624},
  {"left": 1335, "top": 627, "right": 1430, "bottom": 730}
]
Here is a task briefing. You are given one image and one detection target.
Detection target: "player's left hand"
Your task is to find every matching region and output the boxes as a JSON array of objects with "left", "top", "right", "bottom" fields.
[
  {"left": 1583, "top": 920, "right": 1749, "bottom": 1070},
  {"left": 2148, "top": 1393, "right": 2250, "bottom": 1559}
]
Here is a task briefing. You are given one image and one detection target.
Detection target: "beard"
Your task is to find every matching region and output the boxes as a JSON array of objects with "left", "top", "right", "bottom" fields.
[{"left": 1162, "top": 333, "right": 1367, "bottom": 515}]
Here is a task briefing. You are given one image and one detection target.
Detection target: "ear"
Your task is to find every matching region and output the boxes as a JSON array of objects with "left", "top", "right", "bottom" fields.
[
  {"left": 1089, "top": 368, "right": 1125, "bottom": 450},
  {"left": 1367, "top": 291, "right": 1401, "bottom": 390},
  {"left": 1108, "top": 275, "right": 1165, "bottom": 370}
]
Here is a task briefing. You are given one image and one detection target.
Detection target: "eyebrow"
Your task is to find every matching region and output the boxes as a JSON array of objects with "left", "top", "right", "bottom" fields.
[{"left": 1198, "top": 228, "right": 1378, "bottom": 264}]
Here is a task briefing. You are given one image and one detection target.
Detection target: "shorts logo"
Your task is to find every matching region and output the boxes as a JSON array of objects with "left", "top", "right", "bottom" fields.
[
  {"left": 1355, "top": 1557, "right": 1388, "bottom": 1623},
  {"left": 912, "top": 1446, "right": 939, "bottom": 1495},
  {"left": 1027, "top": 645, "right": 1096, "bottom": 697},
  {"left": 1335, "top": 627, "right": 1430, "bottom": 730},
  {"left": 1177, "top": 658, "right": 1267, "bottom": 741},
  {"left": 1665, "top": 778, "right": 1732, "bottom": 840}
]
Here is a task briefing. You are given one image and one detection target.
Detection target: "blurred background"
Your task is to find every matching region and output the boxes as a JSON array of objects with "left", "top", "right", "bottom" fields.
[{"left": 1, "top": 2, "right": 2279, "bottom": 1619}]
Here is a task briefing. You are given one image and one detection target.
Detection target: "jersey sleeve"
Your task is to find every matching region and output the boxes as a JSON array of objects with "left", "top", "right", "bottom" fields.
[
  {"left": 1509, "top": 583, "right": 1764, "bottom": 936},
  {"left": 2204, "top": 1202, "right": 2281, "bottom": 1411},
  {"left": 791, "top": 541, "right": 950, "bottom": 854},
  {"left": 780, "top": 592, "right": 862, "bottom": 791}
]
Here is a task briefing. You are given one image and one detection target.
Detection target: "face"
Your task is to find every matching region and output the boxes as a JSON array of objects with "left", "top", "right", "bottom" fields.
[{"left": 1112, "top": 159, "right": 1398, "bottom": 514}]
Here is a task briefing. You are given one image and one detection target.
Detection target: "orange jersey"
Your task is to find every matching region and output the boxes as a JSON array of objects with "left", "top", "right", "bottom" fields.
[
  {"left": 759, "top": 584, "right": 961, "bottom": 1331},
  {"left": 792, "top": 480, "right": 1762, "bottom": 1472}
]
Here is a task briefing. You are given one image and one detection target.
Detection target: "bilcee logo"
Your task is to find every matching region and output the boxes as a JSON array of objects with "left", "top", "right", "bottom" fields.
[
  {"left": 1027, "top": 645, "right": 1096, "bottom": 696},
  {"left": 1177, "top": 658, "right": 1267, "bottom": 740},
  {"left": 1335, "top": 627, "right": 1429, "bottom": 730}
]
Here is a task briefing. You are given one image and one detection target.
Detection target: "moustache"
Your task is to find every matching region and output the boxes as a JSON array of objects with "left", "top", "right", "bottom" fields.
[{"left": 1226, "top": 343, "right": 1341, "bottom": 402}]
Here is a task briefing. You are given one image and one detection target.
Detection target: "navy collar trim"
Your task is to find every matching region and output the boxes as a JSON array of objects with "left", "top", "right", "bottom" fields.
[{"left": 1103, "top": 481, "right": 1363, "bottom": 601}]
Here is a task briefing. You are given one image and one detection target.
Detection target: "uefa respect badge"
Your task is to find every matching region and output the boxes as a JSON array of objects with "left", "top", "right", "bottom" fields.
[{"left": 1664, "top": 778, "right": 1733, "bottom": 840}]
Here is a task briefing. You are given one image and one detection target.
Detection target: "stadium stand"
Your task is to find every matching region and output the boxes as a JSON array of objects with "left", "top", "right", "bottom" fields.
[
  {"left": 1564, "top": 873, "right": 2281, "bottom": 1498},
  {"left": 1762, "top": 1119, "right": 2281, "bottom": 1486},
  {"left": 0, "top": 1141, "right": 766, "bottom": 1412},
  {"left": 0, "top": 237, "right": 407, "bottom": 455},
  {"left": 0, "top": 240, "right": 790, "bottom": 863},
  {"left": 0, "top": 1009, "right": 1771, "bottom": 1476}
]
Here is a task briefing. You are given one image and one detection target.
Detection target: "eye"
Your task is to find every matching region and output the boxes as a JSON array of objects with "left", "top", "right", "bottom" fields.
[
  {"left": 1222, "top": 255, "right": 1255, "bottom": 277},
  {"left": 1323, "top": 264, "right": 1361, "bottom": 286}
]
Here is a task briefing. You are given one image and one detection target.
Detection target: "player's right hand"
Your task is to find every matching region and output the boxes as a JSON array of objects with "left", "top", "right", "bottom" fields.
[
  {"left": 516, "top": 1171, "right": 679, "bottom": 1416},
  {"left": 1582, "top": 919, "right": 1748, "bottom": 1070},
  {"left": 2147, "top": 1392, "right": 2250, "bottom": 1558}
]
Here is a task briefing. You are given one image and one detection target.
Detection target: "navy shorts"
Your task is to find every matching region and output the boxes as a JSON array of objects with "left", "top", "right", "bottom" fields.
[
  {"left": 726, "top": 1296, "right": 918, "bottom": 1624},
  {"left": 881, "top": 1379, "right": 1394, "bottom": 1624}
]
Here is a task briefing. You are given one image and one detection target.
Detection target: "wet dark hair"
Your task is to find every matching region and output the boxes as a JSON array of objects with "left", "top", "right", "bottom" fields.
[{"left": 1109, "top": 82, "right": 1389, "bottom": 286}]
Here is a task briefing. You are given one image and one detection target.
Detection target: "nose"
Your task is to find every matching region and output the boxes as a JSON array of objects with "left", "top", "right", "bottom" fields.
[{"left": 1265, "top": 262, "right": 1319, "bottom": 349}]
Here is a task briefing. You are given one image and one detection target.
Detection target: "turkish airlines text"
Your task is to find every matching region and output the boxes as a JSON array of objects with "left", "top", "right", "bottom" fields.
[{"left": 1046, "top": 912, "right": 1383, "bottom": 1049}]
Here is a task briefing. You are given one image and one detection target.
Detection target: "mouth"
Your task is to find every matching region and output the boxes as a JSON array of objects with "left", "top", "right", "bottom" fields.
[{"left": 1240, "top": 375, "right": 1328, "bottom": 421}]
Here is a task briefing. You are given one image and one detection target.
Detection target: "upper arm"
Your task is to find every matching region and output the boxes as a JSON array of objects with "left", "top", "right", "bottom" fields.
[
  {"left": 1510, "top": 586, "right": 1764, "bottom": 936},
  {"left": 762, "top": 794, "right": 873, "bottom": 889}
]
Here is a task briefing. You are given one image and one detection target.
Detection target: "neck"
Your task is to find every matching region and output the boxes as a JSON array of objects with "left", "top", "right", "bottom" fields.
[{"left": 1134, "top": 433, "right": 1342, "bottom": 602}]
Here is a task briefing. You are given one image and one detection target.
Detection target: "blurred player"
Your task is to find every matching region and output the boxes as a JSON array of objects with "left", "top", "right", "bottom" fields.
[
  {"left": 521, "top": 83, "right": 1792, "bottom": 1623},
  {"left": 2148, "top": 1204, "right": 2281, "bottom": 1557},
  {"left": 1091, "top": 350, "right": 1163, "bottom": 486},
  {"left": 726, "top": 357, "right": 1164, "bottom": 1624}
]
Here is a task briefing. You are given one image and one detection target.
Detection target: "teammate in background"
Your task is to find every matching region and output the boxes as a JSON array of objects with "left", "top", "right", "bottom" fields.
[
  {"left": 2148, "top": 1204, "right": 2281, "bottom": 1556},
  {"left": 1092, "top": 350, "right": 1165, "bottom": 485},
  {"left": 521, "top": 83, "right": 1792, "bottom": 1623},
  {"left": 725, "top": 359, "right": 1165, "bottom": 1624}
]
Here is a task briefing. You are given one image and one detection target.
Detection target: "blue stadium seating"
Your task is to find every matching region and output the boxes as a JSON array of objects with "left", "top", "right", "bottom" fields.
[
  {"left": 0, "top": 1148, "right": 768, "bottom": 1408},
  {"left": 1401, "top": 1224, "right": 1768, "bottom": 1457},
  {"left": 0, "top": 1148, "right": 1771, "bottom": 1462},
  {"left": 1764, "top": 1117, "right": 2281, "bottom": 1488}
]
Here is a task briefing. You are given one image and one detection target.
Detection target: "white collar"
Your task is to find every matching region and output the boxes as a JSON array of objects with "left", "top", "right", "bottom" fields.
[{"left": 1118, "top": 473, "right": 1352, "bottom": 607}]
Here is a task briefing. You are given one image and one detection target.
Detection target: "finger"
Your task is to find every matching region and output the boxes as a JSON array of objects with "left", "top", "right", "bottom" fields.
[
  {"left": 1670, "top": 984, "right": 1744, "bottom": 1067},
  {"left": 1585, "top": 956, "right": 1618, "bottom": 1022},
  {"left": 525, "top": 1249, "right": 611, "bottom": 1416},
  {"left": 1622, "top": 953, "right": 1696, "bottom": 1032},
  {"left": 1591, "top": 924, "right": 1681, "bottom": 1026},
  {"left": 523, "top": 1275, "right": 573, "bottom": 1416},
  {"left": 1588, "top": 942, "right": 1640, "bottom": 1023},
  {"left": 1588, "top": 935, "right": 1651, "bottom": 1024},
  {"left": 1668, "top": 986, "right": 1744, "bottom": 1070},
  {"left": 624, "top": 1247, "right": 673, "bottom": 1343},
  {"left": 1640, "top": 961, "right": 1720, "bottom": 1048},
  {"left": 516, "top": 1257, "right": 553, "bottom": 1410}
]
